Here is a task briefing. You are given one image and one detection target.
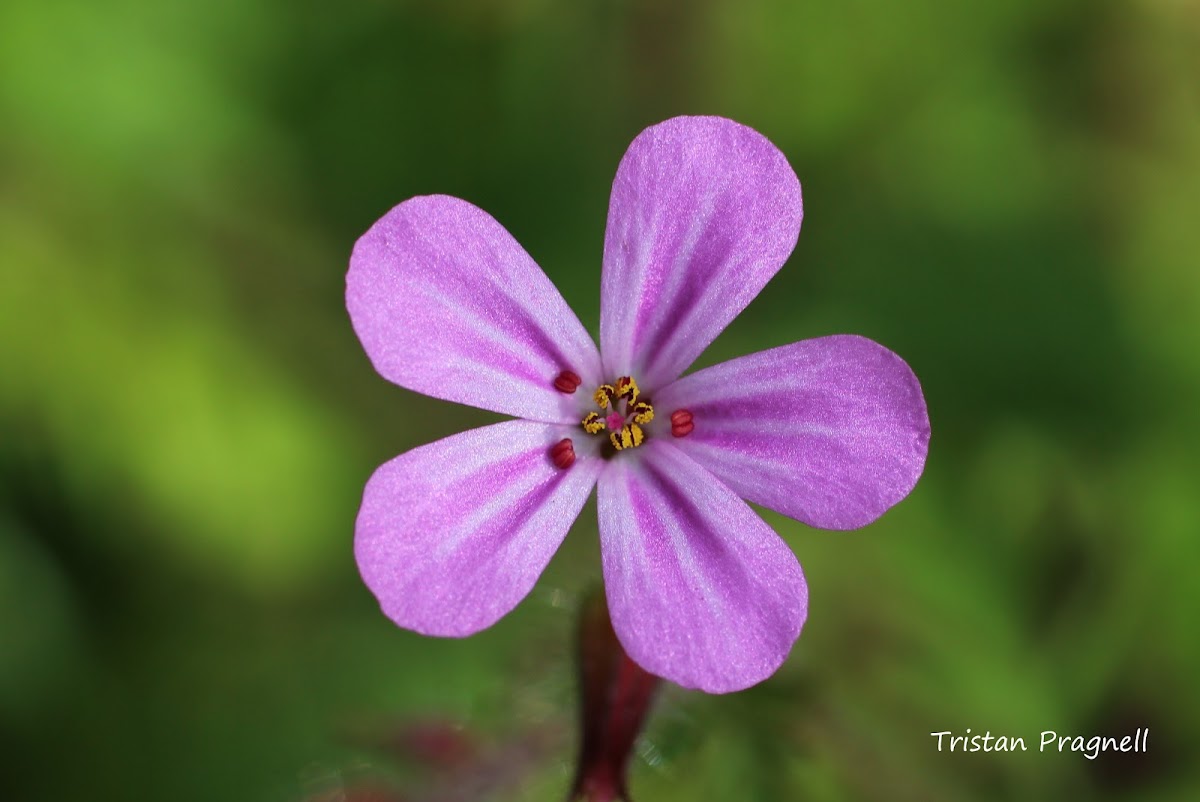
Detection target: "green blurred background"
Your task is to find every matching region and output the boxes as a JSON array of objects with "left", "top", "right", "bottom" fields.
[{"left": 3, "top": 1, "right": 1199, "bottom": 800}]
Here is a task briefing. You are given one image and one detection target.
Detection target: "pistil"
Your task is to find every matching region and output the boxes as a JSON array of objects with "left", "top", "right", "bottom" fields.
[{"left": 578, "top": 376, "right": 656, "bottom": 453}]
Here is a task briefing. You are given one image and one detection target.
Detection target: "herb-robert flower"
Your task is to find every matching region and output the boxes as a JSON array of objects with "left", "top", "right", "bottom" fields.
[{"left": 347, "top": 116, "right": 930, "bottom": 693}]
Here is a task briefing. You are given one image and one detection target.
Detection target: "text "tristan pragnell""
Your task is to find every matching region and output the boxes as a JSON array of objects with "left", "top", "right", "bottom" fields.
[{"left": 930, "top": 729, "right": 1149, "bottom": 760}]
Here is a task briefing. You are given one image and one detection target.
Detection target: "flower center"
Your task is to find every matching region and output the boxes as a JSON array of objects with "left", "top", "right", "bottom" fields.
[{"left": 580, "top": 376, "right": 655, "bottom": 451}]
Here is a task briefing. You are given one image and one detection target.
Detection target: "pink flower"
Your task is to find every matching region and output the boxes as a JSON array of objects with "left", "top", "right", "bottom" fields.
[{"left": 347, "top": 116, "right": 930, "bottom": 693}]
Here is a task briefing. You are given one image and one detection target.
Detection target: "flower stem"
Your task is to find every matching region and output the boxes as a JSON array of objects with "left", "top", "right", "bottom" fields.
[{"left": 570, "top": 589, "right": 660, "bottom": 802}]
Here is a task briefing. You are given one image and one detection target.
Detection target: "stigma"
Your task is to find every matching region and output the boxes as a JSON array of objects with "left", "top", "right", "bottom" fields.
[{"left": 579, "top": 375, "right": 655, "bottom": 451}]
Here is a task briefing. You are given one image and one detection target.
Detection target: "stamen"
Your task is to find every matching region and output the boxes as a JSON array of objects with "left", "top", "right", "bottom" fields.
[
  {"left": 594, "top": 385, "right": 615, "bottom": 409},
  {"left": 582, "top": 412, "right": 606, "bottom": 434},
  {"left": 609, "top": 427, "right": 628, "bottom": 450},
  {"left": 609, "top": 423, "right": 644, "bottom": 451},
  {"left": 615, "top": 376, "right": 639, "bottom": 404},
  {"left": 670, "top": 409, "right": 694, "bottom": 438},
  {"left": 586, "top": 377, "right": 651, "bottom": 453},
  {"left": 554, "top": 370, "right": 582, "bottom": 394},
  {"left": 631, "top": 401, "right": 654, "bottom": 425},
  {"left": 550, "top": 438, "right": 576, "bottom": 469}
]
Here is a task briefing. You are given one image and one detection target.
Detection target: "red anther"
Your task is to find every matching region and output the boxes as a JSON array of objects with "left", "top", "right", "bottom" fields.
[
  {"left": 551, "top": 438, "right": 576, "bottom": 469},
  {"left": 554, "top": 370, "right": 582, "bottom": 394},
  {"left": 670, "top": 409, "right": 694, "bottom": 438}
]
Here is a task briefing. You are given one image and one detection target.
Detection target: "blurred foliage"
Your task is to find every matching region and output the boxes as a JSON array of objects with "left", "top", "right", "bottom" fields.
[{"left": 2, "top": 0, "right": 1199, "bottom": 800}]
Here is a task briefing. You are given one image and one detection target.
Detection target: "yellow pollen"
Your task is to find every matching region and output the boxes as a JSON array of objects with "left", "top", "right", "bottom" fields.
[
  {"left": 585, "top": 378, "right": 650, "bottom": 450},
  {"left": 631, "top": 401, "right": 654, "bottom": 425},
  {"left": 631, "top": 423, "right": 644, "bottom": 447},
  {"left": 616, "top": 376, "right": 639, "bottom": 404},
  {"left": 594, "top": 385, "right": 615, "bottom": 408},
  {"left": 609, "top": 428, "right": 624, "bottom": 450},
  {"left": 609, "top": 423, "right": 644, "bottom": 451}
]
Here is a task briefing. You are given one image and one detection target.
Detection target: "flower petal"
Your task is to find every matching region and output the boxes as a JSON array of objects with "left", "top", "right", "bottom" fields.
[
  {"left": 356, "top": 420, "right": 600, "bottom": 636},
  {"left": 597, "top": 441, "right": 807, "bottom": 693},
  {"left": 654, "top": 335, "right": 930, "bottom": 530},
  {"left": 600, "top": 116, "right": 803, "bottom": 389},
  {"left": 348, "top": 195, "right": 602, "bottom": 423}
]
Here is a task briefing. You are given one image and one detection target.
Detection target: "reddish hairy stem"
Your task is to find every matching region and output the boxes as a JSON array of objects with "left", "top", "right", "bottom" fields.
[{"left": 570, "top": 591, "right": 659, "bottom": 802}]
